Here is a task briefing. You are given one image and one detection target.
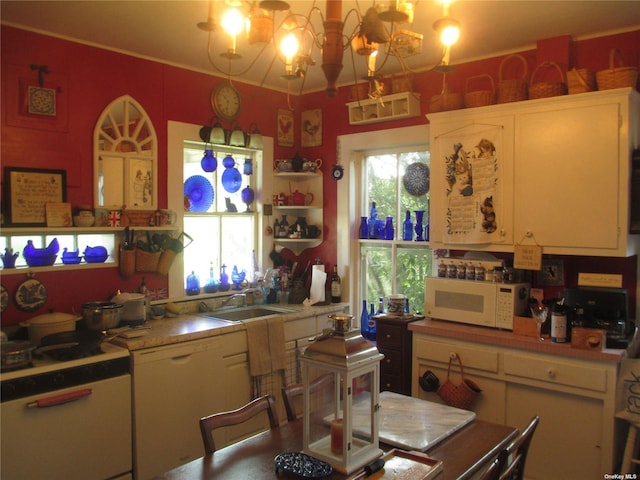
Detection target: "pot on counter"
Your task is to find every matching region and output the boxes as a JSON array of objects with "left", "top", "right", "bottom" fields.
[
  {"left": 19, "top": 311, "right": 81, "bottom": 345},
  {"left": 82, "top": 302, "right": 124, "bottom": 331},
  {"left": 1, "top": 340, "right": 37, "bottom": 371}
]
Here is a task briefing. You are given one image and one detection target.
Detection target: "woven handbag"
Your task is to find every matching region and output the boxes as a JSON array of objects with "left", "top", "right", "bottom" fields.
[
  {"left": 437, "top": 354, "right": 482, "bottom": 410},
  {"left": 596, "top": 48, "right": 639, "bottom": 91}
]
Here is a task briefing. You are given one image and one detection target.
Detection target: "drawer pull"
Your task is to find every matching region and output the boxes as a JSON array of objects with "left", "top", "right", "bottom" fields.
[
  {"left": 547, "top": 367, "right": 557, "bottom": 378},
  {"left": 385, "top": 358, "right": 391, "bottom": 364},
  {"left": 386, "top": 334, "right": 392, "bottom": 339}
]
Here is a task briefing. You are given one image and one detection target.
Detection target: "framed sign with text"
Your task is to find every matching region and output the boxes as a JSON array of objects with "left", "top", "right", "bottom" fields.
[{"left": 4, "top": 167, "right": 67, "bottom": 226}]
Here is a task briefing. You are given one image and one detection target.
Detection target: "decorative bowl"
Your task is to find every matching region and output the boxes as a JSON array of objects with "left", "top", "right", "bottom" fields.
[
  {"left": 24, "top": 253, "right": 57, "bottom": 267},
  {"left": 73, "top": 215, "right": 95, "bottom": 227},
  {"left": 61, "top": 256, "right": 83, "bottom": 265},
  {"left": 83, "top": 246, "right": 108, "bottom": 263}
]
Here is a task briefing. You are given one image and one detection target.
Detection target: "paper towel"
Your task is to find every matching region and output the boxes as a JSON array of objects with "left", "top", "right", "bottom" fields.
[{"left": 304, "top": 264, "right": 326, "bottom": 306}]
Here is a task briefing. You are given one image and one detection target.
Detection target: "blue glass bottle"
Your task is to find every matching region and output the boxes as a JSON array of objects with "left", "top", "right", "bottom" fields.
[
  {"left": 186, "top": 271, "right": 200, "bottom": 295},
  {"left": 367, "top": 202, "right": 379, "bottom": 239},
  {"left": 402, "top": 210, "right": 413, "bottom": 241},
  {"left": 368, "top": 303, "right": 377, "bottom": 341},
  {"left": 384, "top": 216, "right": 394, "bottom": 240},
  {"left": 415, "top": 210, "right": 425, "bottom": 241},
  {"left": 359, "top": 216, "right": 368, "bottom": 239},
  {"left": 360, "top": 300, "right": 370, "bottom": 338}
]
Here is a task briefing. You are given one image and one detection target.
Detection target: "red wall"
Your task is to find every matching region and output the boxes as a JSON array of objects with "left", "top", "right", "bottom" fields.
[{"left": 1, "top": 25, "right": 638, "bottom": 325}]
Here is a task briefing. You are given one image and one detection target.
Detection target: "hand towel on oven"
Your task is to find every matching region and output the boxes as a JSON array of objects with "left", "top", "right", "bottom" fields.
[{"left": 243, "top": 315, "right": 286, "bottom": 376}]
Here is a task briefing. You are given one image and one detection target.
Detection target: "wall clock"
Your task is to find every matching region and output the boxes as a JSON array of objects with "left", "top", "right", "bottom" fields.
[{"left": 211, "top": 83, "right": 241, "bottom": 122}]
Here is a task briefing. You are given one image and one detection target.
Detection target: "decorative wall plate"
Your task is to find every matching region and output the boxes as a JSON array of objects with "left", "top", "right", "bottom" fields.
[
  {"left": 221, "top": 168, "right": 242, "bottom": 193},
  {"left": 14, "top": 274, "right": 47, "bottom": 312},
  {"left": 403, "top": 162, "right": 430, "bottom": 196},
  {"left": 1, "top": 285, "right": 8, "bottom": 313},
  {"left": 184, "top": 175, "right": 214, "bottom": 212}
]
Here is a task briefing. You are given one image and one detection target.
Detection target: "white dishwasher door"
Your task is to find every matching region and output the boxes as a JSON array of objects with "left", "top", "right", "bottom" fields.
[{"left": 132, "top": 337, "right": 224, "bottom": 480}]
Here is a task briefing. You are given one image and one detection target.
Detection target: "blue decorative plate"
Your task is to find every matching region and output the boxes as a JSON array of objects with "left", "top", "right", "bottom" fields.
[
  {"left": 403, "top": 162, "right": 430, "bottom": 197},
  {"left": 184, "top": 175, "right": 214, "bottom": 212},
  {"left": 221, "top": 168, "right": 242, "bottom": 193}
]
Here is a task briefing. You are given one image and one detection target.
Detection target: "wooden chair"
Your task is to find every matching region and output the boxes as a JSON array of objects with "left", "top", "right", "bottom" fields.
[
  {"left": 199, "top": 394, "right": 279, "bottom": 454},
  {"left": 282, "top": 373, "right": 334, "bottom": 421},
  {"left": 477, "top": 449, "right": 509, "bottom": 480},
  {"left": 503, "top": 416, "right": 540, "bottom": 480}
]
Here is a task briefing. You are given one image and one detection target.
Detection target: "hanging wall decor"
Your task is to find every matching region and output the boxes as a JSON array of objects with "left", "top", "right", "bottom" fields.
[
  {"left": 277, "top": 108, "right": 294, "bottom": 147},
  {"left": 301, "top": 108, "right": 322, "bottom": 147}
]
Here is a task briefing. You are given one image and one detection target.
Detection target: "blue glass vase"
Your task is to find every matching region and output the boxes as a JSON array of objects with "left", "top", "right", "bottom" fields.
[
  {"left": 402, "top": 210, "right": 413, "bottom": 241},
  {"left": 414, "top": 210, "right": 425, "bottom": 241},
  {"left": 359, "top": 217, "right": 368, "bottom": 239},
  {"left": 384, "top": 216, "right": 394, "bottom": 240},
  {"left": 201, "top": 149, "right": 217, "bottom": 172}
]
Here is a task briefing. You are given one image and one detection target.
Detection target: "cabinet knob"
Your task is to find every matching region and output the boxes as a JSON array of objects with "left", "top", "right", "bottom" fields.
[
  {"left": 385, "top": 358, "right": 391, "bottom": 364},
  {"left": 547, "top": 367, "right": 557, "bottom": 378},
  {"left": 386, "top": 334, "right": 392, "bottom": 339}
]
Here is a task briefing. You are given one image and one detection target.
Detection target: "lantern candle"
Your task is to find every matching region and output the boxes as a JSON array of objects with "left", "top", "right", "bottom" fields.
[{"left": 330, "top": 418, "right": 344, "bottom": 454}]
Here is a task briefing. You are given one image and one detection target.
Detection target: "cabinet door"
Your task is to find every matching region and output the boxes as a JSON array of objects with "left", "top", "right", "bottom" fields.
[
  {"left": 506, "top": 383, "right": 603, "bottom": 479},
  {"left": 429, "top": 113, "right": 515, "bottom": 250},
  {"left": 515, "top": 102, "right": 620, "bottom": 253}
]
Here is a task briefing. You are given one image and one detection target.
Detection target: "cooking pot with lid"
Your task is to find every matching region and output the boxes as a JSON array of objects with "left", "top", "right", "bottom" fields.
[
  {"left": 19, "top": 311, "right": 81, "bottom": 345},
  {"left": 82, "top": 302, "right": 123, "bottom": 331},
  {"left": 1, "top": 340, "right": 36, "bottom": 371}
]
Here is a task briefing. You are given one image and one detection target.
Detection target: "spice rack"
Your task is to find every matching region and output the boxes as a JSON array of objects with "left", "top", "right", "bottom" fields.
[{"left": 347, "top": 92, "right": 421, "bottom": 125}]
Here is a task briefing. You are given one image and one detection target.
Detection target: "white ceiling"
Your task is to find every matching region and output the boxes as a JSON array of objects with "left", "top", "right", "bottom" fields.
[{"left": 2, "top": 1, "right": 639, "bottom": 94}]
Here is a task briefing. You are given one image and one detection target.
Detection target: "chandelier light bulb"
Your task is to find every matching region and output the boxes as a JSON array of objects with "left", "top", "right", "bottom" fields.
[
  {"left": 280, "top": 32, "right": 300, "bottom": 74},
  {"left": 440, "top": 24, "right": 460, "bottom": 46},
  {"left": 367, "top": 50, "right": 378, "bottom": 77}
]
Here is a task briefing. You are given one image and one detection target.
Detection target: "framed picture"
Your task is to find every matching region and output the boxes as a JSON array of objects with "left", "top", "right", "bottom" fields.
[
  {"left": 537, "top": 259, "right": 565, "bottom": 286},
  {"left": 277, "top": 108, "right": 294, "bottom": 147},
  {"left": 301, "top": 108, "right": 322, "bottom": 147},
  {"left": 45, "top": 202, "right": 72, "bottom": 227},
  {"left": 4, "top": 167, "right": 67, "bottom": 226},
  {"left": 128, "top": 158, "right": 154, "bottom": 208}
]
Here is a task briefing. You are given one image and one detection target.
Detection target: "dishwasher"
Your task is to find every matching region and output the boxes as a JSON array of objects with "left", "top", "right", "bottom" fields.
[{"left": 132, "top": 337, "right": 224, "bottom": 480}]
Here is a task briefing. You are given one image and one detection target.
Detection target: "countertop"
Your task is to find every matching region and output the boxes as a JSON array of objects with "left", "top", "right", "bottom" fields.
[
  {"left": 409, "top": 318, "right": 626, "bottom": 363},
  {"left": 110, "top": 303, "right": 349, "bottom": 351}
]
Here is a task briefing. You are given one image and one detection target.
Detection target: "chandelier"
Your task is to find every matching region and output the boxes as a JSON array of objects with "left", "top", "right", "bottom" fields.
[{"left": 198, "top": 1, "right": 461, "bottom": 97}]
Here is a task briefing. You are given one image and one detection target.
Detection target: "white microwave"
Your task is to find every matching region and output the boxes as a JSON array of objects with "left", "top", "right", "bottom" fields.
[{"left": 424, "top": 277, "right": 530, "bottom": 329}]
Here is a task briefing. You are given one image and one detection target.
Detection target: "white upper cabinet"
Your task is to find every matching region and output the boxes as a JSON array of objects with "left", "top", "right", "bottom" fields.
[{"left": 428, "top": 88, "right": 639, "bottom": 257}]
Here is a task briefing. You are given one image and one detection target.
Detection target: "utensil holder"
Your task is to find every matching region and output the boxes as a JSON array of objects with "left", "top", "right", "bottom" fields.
[
  {"left": 119, "top": 247, "right": 136, "bottom": 278},
  {"left": 135, "top": 249, "right": 160, "bottom": 273},
  {"left": 156, "top": 249, "right": 177, "bottom": 276}
]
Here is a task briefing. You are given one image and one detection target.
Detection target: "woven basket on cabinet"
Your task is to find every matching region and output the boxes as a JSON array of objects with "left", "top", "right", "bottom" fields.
[
  {"left": 567, "top": 68, "right": 596, "bottom": 94},
  {"left": 430, "top": 82, "right": 464, "bottom": 113},
  {"left": 497, "top": 54, "right": 529, "bottom": 103},
  {"left": 464, "top": 74, "right": 496, "bottom": 108},
  {"left": 529, "top": 61, "right": 567, "bottom": 100},
  {"left": 596, "top": 48, "right": 638, "bottom": 90}
]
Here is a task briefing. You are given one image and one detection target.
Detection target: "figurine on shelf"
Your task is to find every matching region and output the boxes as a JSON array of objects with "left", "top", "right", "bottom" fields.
[{"left": 219, "top": 264, "right": 231, "bottom": 292}]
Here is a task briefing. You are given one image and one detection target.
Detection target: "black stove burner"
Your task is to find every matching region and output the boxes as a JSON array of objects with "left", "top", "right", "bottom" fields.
[{"left": 0, "top": 362, "right": 34, "bottom": 373}]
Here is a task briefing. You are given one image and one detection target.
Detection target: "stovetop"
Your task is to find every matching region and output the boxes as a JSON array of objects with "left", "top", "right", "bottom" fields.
[{"left": 1, "top": 342, "right": 130, "bottom": 402}]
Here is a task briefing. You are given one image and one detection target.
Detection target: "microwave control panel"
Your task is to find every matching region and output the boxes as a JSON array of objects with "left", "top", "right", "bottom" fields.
[{"left": 496, "top": 283, "right": 530, "bottom": 329}]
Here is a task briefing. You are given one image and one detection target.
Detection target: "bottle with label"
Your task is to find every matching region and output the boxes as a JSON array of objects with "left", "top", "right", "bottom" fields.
[
  {"left": 376, "top": 297, "right": 385, "bottom": 315},
  {"left": 402, "top": 210, "right": 413, "bottom": 241},
  {"left": 360, "top": 300, "right": 371, "bottom": 339},
  {"left": 330, "top": 265, "right": 342, "bottom": 303},
  {"left": 368, "top": 303, "right": 377, "bottom": 340},
  {"left": 550, "top": 303, "right": 568, "bottom": 343}
]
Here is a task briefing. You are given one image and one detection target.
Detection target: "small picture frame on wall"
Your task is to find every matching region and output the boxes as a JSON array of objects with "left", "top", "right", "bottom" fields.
[
  {"left": 4, "top": 167, "right": 67, "bottom": 226},
  {"left": 301, "top": 108, "right": 322, "bottom": 147},
  {"left": 537, "top": 259, "right": 565, "bottom": 286},
  {"left": 277, "top": 109, "right": 294, "bottom": 147}
]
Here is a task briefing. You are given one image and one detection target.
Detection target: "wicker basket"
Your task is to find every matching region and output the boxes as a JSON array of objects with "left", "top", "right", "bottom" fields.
[
  {"left": 567, "top": 68, "right": 596, "bottom": 94},
  {"left": 119, "top": 248, "right": 136, "bottom": 278},
  {"left": 135, "top": 249, "right": 161, "bottom": 273},
  {"left": 430, "top": 83, "right": 464, "bottom": 113},
  {"left": 498, "top": 54, "right": 529, "bottom": 104},
  {"left": 596, "top": 48, "right": 639, "bottom": 91},
  {"left": 529, "top": 61, "right": 567, "bottom": 100},
  {"left": 464, "top": 74, "right": 496, "bottom": 108},
  {"left": 156, "top": 249, "right": 177, "bottom": 276}
]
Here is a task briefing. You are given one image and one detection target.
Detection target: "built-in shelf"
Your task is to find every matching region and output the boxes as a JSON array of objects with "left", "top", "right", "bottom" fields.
[{"left": 347, "top": 92, "right": 421, "bottom": 125}]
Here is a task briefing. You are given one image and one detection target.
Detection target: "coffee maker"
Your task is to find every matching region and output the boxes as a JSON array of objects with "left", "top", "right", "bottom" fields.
[{"left": 564, "top": 286, "right": 632, "bottom": 349}]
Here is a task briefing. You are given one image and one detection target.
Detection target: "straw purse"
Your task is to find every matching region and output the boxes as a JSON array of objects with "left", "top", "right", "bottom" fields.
[
  {"left": 596, "top": 48, "right": 639, "bottom": 91},
  {"left": 437, "top": 354, "right": 482, "bottom": 410}
]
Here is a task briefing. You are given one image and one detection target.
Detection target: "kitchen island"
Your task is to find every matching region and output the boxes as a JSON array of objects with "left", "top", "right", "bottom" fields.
[{"left": 409, "top": 318, "right": 626, "bottom": 479}]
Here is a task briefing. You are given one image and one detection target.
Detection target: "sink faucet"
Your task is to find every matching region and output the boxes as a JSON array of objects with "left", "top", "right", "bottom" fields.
[{"left": 219, "top": 293, "right": 247, "bottom": 308}]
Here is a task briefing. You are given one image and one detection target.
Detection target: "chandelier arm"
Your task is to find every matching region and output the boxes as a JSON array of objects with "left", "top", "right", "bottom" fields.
[{"left": 259, "top": 50, "right": 283, "bottom": 88}]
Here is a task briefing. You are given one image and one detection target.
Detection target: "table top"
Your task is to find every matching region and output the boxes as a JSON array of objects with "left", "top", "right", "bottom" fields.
[
  {"left": 154, "top": 418, "right": 518, "bottom": 480},
  {"left": 351, "top": 392, "right": 476, "bottom": 452}
]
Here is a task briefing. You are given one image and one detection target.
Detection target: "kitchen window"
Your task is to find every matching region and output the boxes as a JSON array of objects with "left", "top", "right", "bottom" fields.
[
  {"left": 358, "top": 148, "right": 432, "bottom": 314},
  {"left": 182, "top": 142, "right": 259, "bottom": 291}
]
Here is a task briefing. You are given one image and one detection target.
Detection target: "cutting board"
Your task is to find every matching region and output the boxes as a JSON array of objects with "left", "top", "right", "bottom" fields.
[{"left": 351, "top": 391, "right": 476, "bottom": 452}]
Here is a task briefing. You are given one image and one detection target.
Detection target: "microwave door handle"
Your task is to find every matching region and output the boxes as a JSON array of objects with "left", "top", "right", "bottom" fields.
[{"left": 26, "top": 388, "right": 93, "bottom": 408}]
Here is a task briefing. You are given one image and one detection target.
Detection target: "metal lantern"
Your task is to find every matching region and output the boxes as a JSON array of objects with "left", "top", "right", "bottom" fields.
[{"left": 301, "top": 314, "right": 383, "bottom": 474}]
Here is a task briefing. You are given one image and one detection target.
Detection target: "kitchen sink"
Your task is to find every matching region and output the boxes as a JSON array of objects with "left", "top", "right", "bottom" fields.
[{"left": 201, "top": 306, "right": 296, "bottom": 322}]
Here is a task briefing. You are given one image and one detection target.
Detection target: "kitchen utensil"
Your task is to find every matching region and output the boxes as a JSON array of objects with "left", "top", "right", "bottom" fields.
[
  {"left": 36, "top": 330, "right": 106, "bottom": 360},
  {"left": 82, "top": 301, "right": 124, "bottom": 331},
  {"left": 19, "top": 311, "right": 80, "bottom": 344},
  {"left": 112, "top": 292, "right": 146, "bottom": 325},
  {"left": 351, "top": 458, "right": 386, "bottom": 480},
  {"left": 1, "top": 340, "right": 36, "bottom": 371}
]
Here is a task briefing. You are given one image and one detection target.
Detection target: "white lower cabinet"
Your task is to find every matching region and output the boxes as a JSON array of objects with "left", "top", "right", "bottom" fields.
[{"left": 412, "top": 334, "right": 620, "bottom": 480}]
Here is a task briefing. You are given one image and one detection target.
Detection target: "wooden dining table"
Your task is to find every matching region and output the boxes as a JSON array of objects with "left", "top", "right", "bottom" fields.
[{"left": 154, "top": 417, "right": 518, "bottom": 480}]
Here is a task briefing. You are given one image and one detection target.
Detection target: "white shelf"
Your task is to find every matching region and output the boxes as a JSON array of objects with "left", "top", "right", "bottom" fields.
[{"left": 347, "top": 92, "right": 421, "bottom": 125}]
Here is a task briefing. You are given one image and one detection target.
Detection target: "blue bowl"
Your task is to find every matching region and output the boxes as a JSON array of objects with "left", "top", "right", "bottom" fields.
[
  {"left": 85, "top": 254, "right": 108, "bottom": 263},
  {"left": 61, "top": 256, "right": 83, "bottom": 265},
  {"left": 24, "top": 253, "right": 57, "bottom": 267}
]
